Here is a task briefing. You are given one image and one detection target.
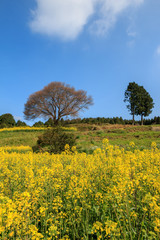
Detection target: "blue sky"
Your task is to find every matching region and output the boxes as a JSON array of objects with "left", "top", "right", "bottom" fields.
[{"left": 0, "top": 0, "right": 160, "bottom": 124}]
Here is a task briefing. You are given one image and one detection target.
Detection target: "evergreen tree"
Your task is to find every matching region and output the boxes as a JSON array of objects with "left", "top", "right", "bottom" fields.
[
  {"left": 135, "top": 86, "right": 154, "bottom": 125},
  {"left": 124, "top": 82, "right": 140, "bottom": 125},
  {"left": 124, "top": 82, "right": 154, "bottom": 125}
]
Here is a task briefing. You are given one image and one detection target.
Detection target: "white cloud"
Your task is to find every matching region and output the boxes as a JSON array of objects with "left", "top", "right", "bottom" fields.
[
  {"left": 30, "top": 0, "right": 94, "bottom": 40},
  {"left": 30, "top": 0, "right": 144, "bottom": 40},
  {"left": 156, "top": 46, "right": 160, "bottom": 55}
]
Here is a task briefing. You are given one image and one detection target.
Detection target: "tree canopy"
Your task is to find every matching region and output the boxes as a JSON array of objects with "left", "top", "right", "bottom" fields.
[
  {"left": 124, "top": 82, "right": 154, "bottom": 125},
  {"left": 124, "top": 82, "right": 138, "bottom": 124},
  {"left": 0, "top": 113, "right": 16, "bottom": 128},
  {"left": 24, "top": 82, "right": 93, "bottom": 125},
  {"left": 135, "top": 86, "right": 154, "bottom": 125}
]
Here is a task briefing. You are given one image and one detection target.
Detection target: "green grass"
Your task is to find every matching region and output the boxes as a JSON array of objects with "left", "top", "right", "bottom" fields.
[
  {"left": 0, "top": 131, "right": 45, "bottom": 147},
  {"left": 0, "top": 124, "right": 160, "bottom": 151},
  {"left": 74, "top": 125, "right": 160, "bottom": 152}
]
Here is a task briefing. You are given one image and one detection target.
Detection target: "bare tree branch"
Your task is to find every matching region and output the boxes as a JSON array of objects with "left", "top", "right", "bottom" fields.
[{"left": 24, "top": 82, "right": 93, "bottom": 125}]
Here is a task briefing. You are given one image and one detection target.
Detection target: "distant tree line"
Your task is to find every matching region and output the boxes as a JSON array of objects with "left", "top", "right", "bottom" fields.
[
  {"left": 33, "top": 116, "right": 160, "bottom": 127},
  {"left": 63, "top": 116, "right": 160, "bottom": 126},
  {"left": 1, "top": 113, "right": 160, "bottom": 129}
]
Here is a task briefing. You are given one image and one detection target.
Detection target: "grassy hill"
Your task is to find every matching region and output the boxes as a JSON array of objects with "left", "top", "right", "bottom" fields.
[{"left": 0, "top": 124, "right": 160, "bottom": 152}]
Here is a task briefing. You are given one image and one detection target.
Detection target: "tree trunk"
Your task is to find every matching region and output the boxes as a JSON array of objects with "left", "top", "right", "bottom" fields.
[
  {"left": 141, "top": 115, "right": 143, "bottom": 125},
  {"left": 132, "top": 113, "right": 135, "bottom": 125},
  {"left": 53, "top": 117, "right": 61, "bottom": 126},
  {"left": 54, "top": 119, "right": 59, "bottom": 126}
]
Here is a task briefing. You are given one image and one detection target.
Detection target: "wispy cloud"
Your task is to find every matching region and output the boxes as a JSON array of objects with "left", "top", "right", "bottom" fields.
[
  {"left": 30, "top": 0, "right": 145, "bottom": 40},
  {"left": 14, "top": 116, "right": 22, "bottom": 121},
  {"left": 90, "top": 0, "right": 144, "bottom": 36},
  {"left": 156, "top": 46, "right": 160, "bottom": 56},
  {"left": 127, "top": 29, "right": 137, "bottom": 38},
  {"left": 126, "top": 19, "right": 138, "bottom": 47}
]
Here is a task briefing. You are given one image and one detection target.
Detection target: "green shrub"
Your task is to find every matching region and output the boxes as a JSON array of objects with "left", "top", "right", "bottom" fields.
[
  {"left": 32, "top": 127, "right": 75, "bottom": 154},
  {"left": 33, "top": 121, "right": 44, "bottom": 127},
  {"left": 0, "top": 123, "right": 7, "bottom": 129},
  {"left": 16, "top": 120, "right": 27, "bottom": 127},
  {"left": 0, "top": 113, "right": 16, "bottom": 127},
  {"left": 44, "top": 118, "right": 55, "bottom": 127}
]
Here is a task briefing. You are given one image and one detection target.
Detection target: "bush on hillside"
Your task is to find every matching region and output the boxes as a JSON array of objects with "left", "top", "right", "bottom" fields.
[
  {"left": 0, "top": 113, "right": 16, "bottom": 128},
  {"left": 0, "top": 123, "right": 7, "bottom": 129},
  {"left": 44, "top": 118, "right": 55, "bottom": 127},
  {"left": 32, "top": 127, "right": 75, "bottom": 154}
]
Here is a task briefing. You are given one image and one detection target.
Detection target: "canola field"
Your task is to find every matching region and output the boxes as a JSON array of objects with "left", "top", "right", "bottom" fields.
[{"left": 0, "top": 140, "right": 160, "bottom": 239}]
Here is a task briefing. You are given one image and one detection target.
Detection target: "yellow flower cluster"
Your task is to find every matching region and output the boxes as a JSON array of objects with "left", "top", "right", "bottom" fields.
[
  {"left": 0, "top": 126, "right": 77, "bottom": 132},
  {"left": 0, "top": 146, "right": 32, "bottom": 153},
  {"left": 0, "top": 140, "right": 160, "bottom": 239},
  {"left": 0, "top": 127, "right": 46, "bottom": 132},
  {"left": 61, "top": 127, "right": 77, "bottom": 131}
]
